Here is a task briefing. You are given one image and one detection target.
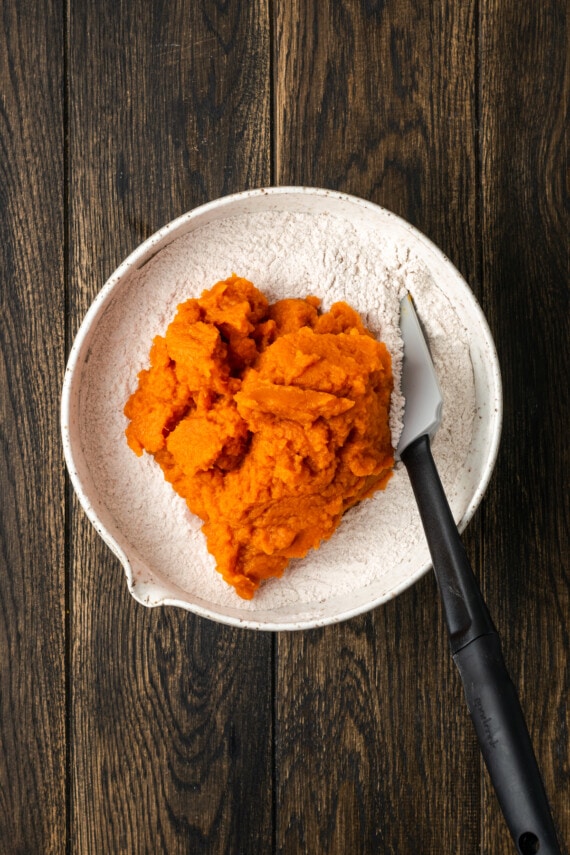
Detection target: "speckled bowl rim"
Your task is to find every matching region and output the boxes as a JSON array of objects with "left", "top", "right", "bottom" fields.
[{"left": 61, "top": 186, "right": 502, "bottom": 631}]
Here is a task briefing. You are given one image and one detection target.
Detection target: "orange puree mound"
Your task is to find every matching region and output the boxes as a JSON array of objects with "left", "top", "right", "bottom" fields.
[{"left": 124, "top": 274, "right": 394, "bottom": 599}]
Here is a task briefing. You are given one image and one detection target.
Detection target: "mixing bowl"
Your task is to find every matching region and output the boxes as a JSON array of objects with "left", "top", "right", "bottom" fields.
[{"left": 61, "top": 187, "right": 502, "bottom": 630}]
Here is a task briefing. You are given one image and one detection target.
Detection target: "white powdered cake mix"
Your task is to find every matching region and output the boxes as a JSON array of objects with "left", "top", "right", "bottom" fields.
[{"left": 79, "top": 210, "right": 475, "bottom": 614}]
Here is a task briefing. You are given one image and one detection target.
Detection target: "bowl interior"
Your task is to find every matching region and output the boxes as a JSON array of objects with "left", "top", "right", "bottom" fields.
[{"left": 61, "top": 188, "right": 502, "bottom": 630}]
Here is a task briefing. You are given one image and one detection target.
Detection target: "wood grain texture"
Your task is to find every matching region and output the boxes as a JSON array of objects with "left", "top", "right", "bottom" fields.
[
  {"left": 274, "top": 1, "right": 482, "bottom": 852},
  {"left": 0, "top": 2, "right": 67, "bottom": 853},
  {"left": 275, "top": 585, "right": 482, "bottom": 855},
  {"left": 1, "top": 0, "right": 569, "bottom": 851},
  {"left": 480, "top": 1, "right": 570, "bottom": 852},
  {"left": 68, "top": 2, "right": 274, "bottom": 852},
  {"left": 275, "top": 0, "right": 478, "bottom": 282}
]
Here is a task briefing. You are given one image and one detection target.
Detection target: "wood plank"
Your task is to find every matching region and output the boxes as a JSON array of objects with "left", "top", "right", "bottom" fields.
[
  {"left": 274, "top": 1, "right": 481, "bottom": 853},
  {"left": 480, "top": 1, "right": 570, "bottom": 851},
  {"left": 275, "top": 586, "right": 480, "bottom": 855},
  {"left": 0, "top": 3, "right": 67, "bottom": 853},
  {"left": 67, "top": 2, "right": 274, "bottom": 852},
  {"left": 274, "top": 0, "right": 478, "bottom": 277}
]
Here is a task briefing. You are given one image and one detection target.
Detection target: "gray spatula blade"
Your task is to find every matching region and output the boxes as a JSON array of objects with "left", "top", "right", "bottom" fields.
[{"left": 396, "top": 294, "right": 443, "bottom": 458}]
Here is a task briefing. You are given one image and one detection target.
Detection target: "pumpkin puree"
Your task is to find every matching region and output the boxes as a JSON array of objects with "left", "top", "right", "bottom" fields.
[{"left": 124, "top": 275, "right": 394, "bottom": 599}]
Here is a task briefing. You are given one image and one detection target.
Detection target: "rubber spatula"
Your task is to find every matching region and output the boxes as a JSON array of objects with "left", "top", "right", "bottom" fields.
[{"left": 397, "top": 294, "right": 562, "bottom": 855}]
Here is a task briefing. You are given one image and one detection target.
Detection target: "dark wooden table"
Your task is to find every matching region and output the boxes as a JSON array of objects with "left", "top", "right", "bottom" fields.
[{"left": 1, "top": 1, "right": 568, "bottom": 853}]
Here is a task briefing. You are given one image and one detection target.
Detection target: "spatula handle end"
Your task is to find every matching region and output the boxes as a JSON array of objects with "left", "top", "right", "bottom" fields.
[{"left": 454, "top": 633, "right": 562, "bottom": 855}]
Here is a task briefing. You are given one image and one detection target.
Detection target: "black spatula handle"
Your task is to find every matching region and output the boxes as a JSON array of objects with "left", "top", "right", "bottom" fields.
[{"left": 401, "top": 434, "right": 562, "bottom": 855}]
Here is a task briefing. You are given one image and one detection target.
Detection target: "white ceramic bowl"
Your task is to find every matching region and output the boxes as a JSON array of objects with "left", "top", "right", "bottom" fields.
[{"left": 61, "top": 187, "right": 502, "bottom": 630}]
